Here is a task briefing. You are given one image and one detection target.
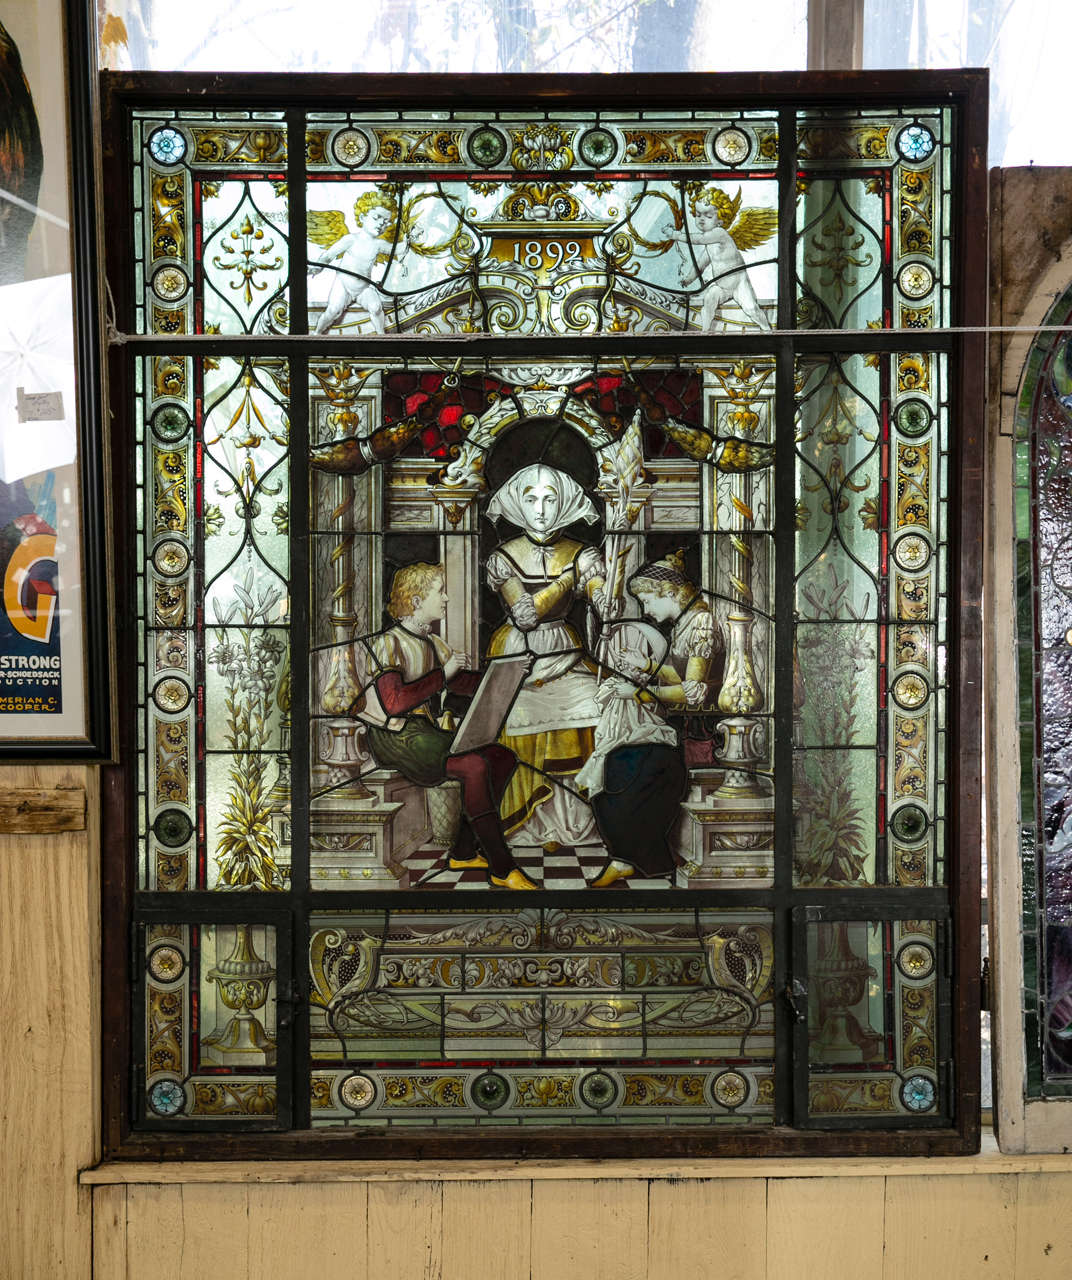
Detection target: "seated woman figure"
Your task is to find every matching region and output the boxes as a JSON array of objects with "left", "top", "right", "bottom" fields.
[
  {"left": 485, "top": 463, "right": 613, "bottom": 850},
  {"left": 349, "top": 561, "right": 537, "bottom": 890}
]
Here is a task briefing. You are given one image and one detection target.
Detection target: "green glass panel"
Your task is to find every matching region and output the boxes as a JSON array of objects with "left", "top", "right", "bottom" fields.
[
  {"left": 795, "top": 622, "right": 878, "bottom": 748},
  {"left": 795, "top": 354, "right": 882, "bottom": 623},
  {"left": 806, "top": 918, "right": 940, "bottom": 1119},
  {"left": 793, "top": 750, "right": 877, "bottom": 886}
]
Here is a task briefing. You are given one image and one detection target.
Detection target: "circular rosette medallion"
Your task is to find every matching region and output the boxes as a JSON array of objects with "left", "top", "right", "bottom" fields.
[
  {"left": 148, "top": 944, "right": 186, "bottom": 983},
  {"left": 339, "top": 1073, "right": 377, "bottom": 1112},
  {"left": 891, "top": 672, "right": 929, "bottom": 710},
  {"left": 471, "top": 1071, "right": 510, "bottom": 1112},
  {"left": 896, "top": 123, "right": 936, "bottom": 163},
  {"left": 712, "top": 126, "right": 751, "bottom": 166},
  {"left": 578, "top": 127, "right": 617, "bottom": 168},
  {"left": 711, "top": 1070, "right": 750, "bottom": 1110},
  {"left": 152, "top": 677, "right": 191, "bottom": 714},
  {"left": 467, "top": 125, "right": 508, "bottom": 168},
  {"left": 147, "top": 126, "right": 187, "bottom": 166},
  {"left": 579, "top": 1070, "right": 618, "bottom": 1111},
  {"left": 148, "top": 1078, "right": 187, "bottom": 1117},
  {"left": 331, "top": 128, "right": 371, "bottom": 168},
  {"left": 151, "top": 403, "right": 191, "bottom": 443},
  {"left": 152, "top": 539, "right": 190, "bottom": 577},
  {"left": 895, "top": 398, "right": 932, "bottom": 438},
  {"left": 896, "top": 941, "right": 935, "bottom": 981},
  {"left": 900, "top": 1074, "right": 937, "bottom": 1113},
  {"left": 893, "top": 532, "right": 932, "bottom": 571},
  {"left": 898, "top": 261, "right": 935, "bottom": 300},
  {"left": 151, "top": 265, "right": 190, "bottom": 303}
]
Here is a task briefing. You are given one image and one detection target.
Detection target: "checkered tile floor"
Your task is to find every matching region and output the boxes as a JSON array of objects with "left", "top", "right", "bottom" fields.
[{"left": 404, "top": 843, "right": 688, "bottom": 891}]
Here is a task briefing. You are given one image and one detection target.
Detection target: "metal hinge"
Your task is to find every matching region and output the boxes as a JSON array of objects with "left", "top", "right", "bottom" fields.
[{"left": 980, "top": 955, "right": 991, "bottom": 1013}]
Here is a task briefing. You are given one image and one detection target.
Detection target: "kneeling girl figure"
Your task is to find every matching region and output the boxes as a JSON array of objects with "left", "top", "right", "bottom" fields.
[
  {"left": 576, "top": 551, "right": 721, "bottom": 887},
  {"left": 349, "top": 561, "right": 536, "bottom": 890}
]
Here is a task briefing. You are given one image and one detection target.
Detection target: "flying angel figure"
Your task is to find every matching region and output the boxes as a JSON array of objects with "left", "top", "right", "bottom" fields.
[
  {"left": 307, "top": 192, "right": 398, "bottom": 333},
  {"left": 662, "top": 187, "right": 777, "bottom": 331}
]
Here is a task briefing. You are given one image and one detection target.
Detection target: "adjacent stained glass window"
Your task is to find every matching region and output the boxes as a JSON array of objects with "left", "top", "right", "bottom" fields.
[
  {"left": 1015, "top": 288, "right": 1072, "bottom": 1098},
  {"left": 106, "top": 74, "right": 983, "bottom": 1156}
]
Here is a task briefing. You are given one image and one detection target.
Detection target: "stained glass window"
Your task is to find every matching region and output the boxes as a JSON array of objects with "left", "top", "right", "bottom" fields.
[
  {"left": 1014, "top": 288, "right": 1072, "bottom": 1100},
  {"left": 104, "top": 73, "right": 984, "bottom": 1156}
]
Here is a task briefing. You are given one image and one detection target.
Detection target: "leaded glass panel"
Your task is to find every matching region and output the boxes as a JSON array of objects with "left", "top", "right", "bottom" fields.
[
  {"left": 110, "top": 74, "right": 982, "bottom": 1155},
  {"left": 798, "top": 913, "right": 948, "bottom": 1124},
  {"left": 139, "top": 922, "right": 285, "bottom": 1125},
  {"left": 1015, "top": 299, "right": 1072, "bottom": 1097},
  {"left": 309, "top": 907, "right": 774, "bottom": 1127}
]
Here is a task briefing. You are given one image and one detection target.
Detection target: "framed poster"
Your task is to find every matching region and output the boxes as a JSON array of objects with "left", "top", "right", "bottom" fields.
[{"left": 0, "top": 0, "right": 110, "bottom": 755}]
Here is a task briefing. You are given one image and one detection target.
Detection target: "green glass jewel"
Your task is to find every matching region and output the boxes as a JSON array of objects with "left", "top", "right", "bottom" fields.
[
  {"left": 579, "top": 1070, "right": 617, "bottom": 1110},
  {"left": 472, "top": 1071, "right": 509, "bottom": 1110},
  {"left": 154, "top": 808, "right": 194, "bottom": 848},
  {"left": 578, "top": 127, "right": 616, "bottom": 168},
  {"left": 467, "top": 126, "right": 507, "bottom": 168},
  {"left": 890, "top": 804, "right": 928, "bottom": 843},
  {"left": 896, "top": 399, "right": 931, "bottom": 438},
  {"left": 151, "top": 404, "right": 191, "bottom": 442}
]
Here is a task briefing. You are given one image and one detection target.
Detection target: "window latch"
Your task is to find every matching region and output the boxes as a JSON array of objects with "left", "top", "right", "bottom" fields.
[{"left": 783, "top": 979, "right": 808, "bottom": 1024}]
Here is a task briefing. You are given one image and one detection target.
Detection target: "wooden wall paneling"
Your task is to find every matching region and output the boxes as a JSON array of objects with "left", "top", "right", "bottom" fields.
[
  {"left": 767, "top": 1176, "right": 884, "bottom": 1276},
  {"left": 440, "top": 1179, "right": 532, "bottom": 1279},
  {"left": 530, "top": 1179, "right": 649, "bottom": 1280},
  {"left": 882, "top": 1174, "right": 1018, "bottom": 1279},
  {"left": 0, "top": 765, "right": 98, "bottom": 1279},
  {"left": 121, "top": 1185, "right": 186, "bottom": 1279},
  {"left": 646, "top": 1176, "right": 767, "bottom": 1280},
  {"left": 91, "top": 1184, "right": 127, "bottom": 1278},
  {"left": 173, "top": 1184, "right": 252, "bottom": 1277},
  {"left": 1013, "top": 1171, "right": 1072, "bottom": 1275},
  {"left": 247, "top": 1183, "right": 369, "bottom": 1279},
  {"left": 366, "top": 1180, "right": 443, "bottom": 1280}
]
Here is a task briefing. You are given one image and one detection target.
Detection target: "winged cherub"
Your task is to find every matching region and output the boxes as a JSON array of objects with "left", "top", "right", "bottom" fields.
[
  {"left": 307, "top": 192, "right": 398, "bottom": 334},
  {"left": 662, "top": 187, "right": 777, "bottom": 332}
]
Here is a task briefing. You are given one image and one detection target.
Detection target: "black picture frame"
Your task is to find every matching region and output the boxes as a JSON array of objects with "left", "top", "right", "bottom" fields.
[{"left": 0, "top": 0, "right": 112, "bottom": 757}]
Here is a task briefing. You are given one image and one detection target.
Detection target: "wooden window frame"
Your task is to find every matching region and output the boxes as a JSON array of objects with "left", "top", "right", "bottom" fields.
[{"left": 99, "top": 69, "right": 987, "bottom": 1160}]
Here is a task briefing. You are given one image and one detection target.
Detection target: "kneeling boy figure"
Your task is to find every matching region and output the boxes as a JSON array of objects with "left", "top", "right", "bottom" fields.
[{"left": 349, "top": 561, "right": 537, "bottom": 890}]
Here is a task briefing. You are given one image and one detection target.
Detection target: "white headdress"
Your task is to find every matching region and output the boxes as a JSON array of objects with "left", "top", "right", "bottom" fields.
[{"left": 485, "top": 463, "right": 598, "bottom": 539}]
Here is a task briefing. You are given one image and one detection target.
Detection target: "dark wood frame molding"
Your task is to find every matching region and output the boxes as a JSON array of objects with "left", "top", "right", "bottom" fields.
[{"left": 99, "top": 69, "right": 987, "bottom": 1161}]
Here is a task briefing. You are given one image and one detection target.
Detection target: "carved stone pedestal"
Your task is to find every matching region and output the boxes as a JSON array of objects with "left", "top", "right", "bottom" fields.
[
  {"left": 309, "top": 769, "right": 443, "bottom": 887},
  {"left": 310, "top": 772, "right": 404, "bottom": 887},
  {"left": 681, "top": 770, "right": 774, "bottom": 888}
]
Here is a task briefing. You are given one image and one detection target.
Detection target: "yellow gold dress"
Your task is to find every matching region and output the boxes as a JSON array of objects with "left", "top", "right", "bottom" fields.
[{"left": 486, "top": 533, "right": 606, "bottom": 844}]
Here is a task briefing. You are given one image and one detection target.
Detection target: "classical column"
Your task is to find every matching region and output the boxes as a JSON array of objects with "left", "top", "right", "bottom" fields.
[{"left": 713, "top": 469, "right": 769, "bottom": 800}]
